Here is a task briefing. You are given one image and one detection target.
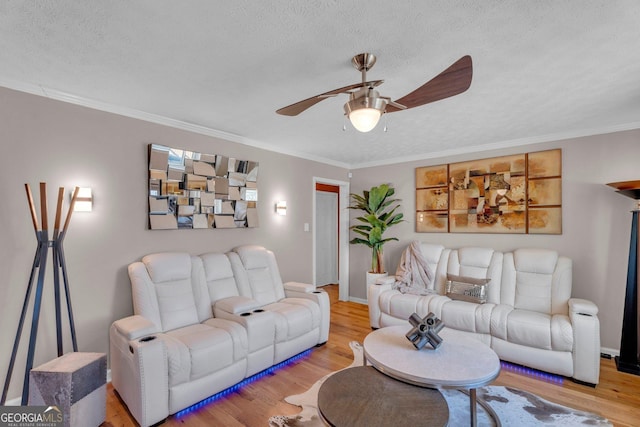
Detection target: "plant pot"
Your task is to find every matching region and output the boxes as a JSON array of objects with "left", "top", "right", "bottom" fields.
[{"left": 366, "top": 271, "right": 388, "bottom": 287}]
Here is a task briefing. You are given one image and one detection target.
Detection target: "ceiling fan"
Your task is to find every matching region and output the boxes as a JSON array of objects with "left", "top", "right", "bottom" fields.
[{"left": 276, "top": 53, "right": 473, "bottom": 132}]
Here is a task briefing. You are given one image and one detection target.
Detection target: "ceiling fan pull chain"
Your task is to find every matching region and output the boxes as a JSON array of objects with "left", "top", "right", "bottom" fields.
[
  {"left": 342, "top": 116, "right": 347, "bottom": 131},
  {"left": 383, "top": 114, "right": 388, "bottom": 132}
]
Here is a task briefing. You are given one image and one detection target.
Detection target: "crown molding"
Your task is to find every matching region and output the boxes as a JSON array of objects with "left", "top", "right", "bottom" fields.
[
  {"left": 2, "top": 78, "right": 638, "bottom": 171},
  {"left": 350, "top": 121, "right": 640, "bottom": 169},
  {"left": 0, "top": 79, "right": 351, "bottom": 169}
]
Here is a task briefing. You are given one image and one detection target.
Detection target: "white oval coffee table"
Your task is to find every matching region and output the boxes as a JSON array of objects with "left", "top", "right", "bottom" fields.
[{"left": 364, "top": 325, "right": 501, "bottom": 427}]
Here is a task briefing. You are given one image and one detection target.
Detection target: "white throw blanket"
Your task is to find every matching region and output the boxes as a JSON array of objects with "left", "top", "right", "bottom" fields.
[{"left": 394, "top": 241, "right": 434, "bottom": 295}]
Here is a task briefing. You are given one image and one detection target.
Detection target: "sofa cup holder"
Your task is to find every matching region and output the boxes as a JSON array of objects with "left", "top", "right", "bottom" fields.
[{"left": 130, "top": 335, "right": 157, "bottom": 354}]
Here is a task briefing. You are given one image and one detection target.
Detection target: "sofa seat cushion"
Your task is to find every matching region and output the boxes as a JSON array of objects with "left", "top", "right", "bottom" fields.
[
  {"left": 263, "top": 298, "right": 320, "bottom": 342},
  {"left": 161, "top": 323, "right": 243, "bottom": 387},
  {"left": 506, "top": 310, "right": 573, "bottom": 352},
  {"left": 440, "top": 300, "right": 494, "bottom": 334},
  {"left": 202, "top": 318, "right": 250, "bottom": 357}
]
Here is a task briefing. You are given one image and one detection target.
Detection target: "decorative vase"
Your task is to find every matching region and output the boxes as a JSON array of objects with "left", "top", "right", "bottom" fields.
[{"left": 366, "top": 271, "right": 388, "bottom": 287}]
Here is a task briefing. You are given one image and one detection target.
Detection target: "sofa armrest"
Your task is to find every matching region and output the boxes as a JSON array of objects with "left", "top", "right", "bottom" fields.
[
  {"left": 214, "top": 296, "right": 262, "bottom": 315},
  {"left": 569, "top": 298, "right": 599, "bottom": 317},
  {"left": 283, "top": 282, "right": 330, "bottom": 344},
  {"left": 284, "top": 281, "right": 315, "bottom": 293},
  {"left": 109, "top": 318, "right": 168, "bottom": 426},
  {"left": 375, "top": 276, "right": 396, "bottom": 286},
  {"left": 568, "top": 298, "right": 601, "bottom": 385},
  {"left": 367, "top": 281, "right": 395, "bottom": 329},
  {"left": 112, "top": 315, "right": 160, "bottom": 341}
]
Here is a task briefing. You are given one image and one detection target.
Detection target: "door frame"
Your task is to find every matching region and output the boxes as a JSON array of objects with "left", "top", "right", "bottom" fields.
[{"left": 313, "top": 177, "right": 350, "bottom": 301}]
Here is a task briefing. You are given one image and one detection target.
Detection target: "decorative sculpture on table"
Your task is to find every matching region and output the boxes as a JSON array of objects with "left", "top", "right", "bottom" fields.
[
  {"left": 406, "top": 312, "right": 444, "bottom": 350},
  {"left": 1, "top": 183, "right": 81, "bottom": 405}
]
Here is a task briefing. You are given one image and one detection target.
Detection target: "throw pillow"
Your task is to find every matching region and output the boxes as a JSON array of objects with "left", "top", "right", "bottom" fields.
[{"left": 446, "top": 274, "right": 490, "bottom": 303}]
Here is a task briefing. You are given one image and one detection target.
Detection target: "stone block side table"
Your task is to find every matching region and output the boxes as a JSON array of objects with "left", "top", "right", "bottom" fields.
[{"left": 29, "top": 352, "right": 106, "bottom": 427}]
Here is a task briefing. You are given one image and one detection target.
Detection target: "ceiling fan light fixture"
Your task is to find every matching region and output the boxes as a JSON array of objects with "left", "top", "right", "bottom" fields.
[
  {"left": 276, "top": 53, "right": 473, "bottom": 133},
  {"left": 344, "top": 94, "right": 387, "bottom": 132},
  {"left": 347, "top": 107, "right": 381, "bottom": 132}
]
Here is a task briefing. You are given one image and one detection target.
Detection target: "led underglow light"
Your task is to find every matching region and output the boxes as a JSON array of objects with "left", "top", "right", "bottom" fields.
[
  {"left": 175, "top": 348, "right": 313, "bottom": 418},
  {"left": 500, "top": 361, "right": 564, "bottom": 385}
]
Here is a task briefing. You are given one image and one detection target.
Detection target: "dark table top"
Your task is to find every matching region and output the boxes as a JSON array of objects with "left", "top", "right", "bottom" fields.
[{"left": 317, "top": 366, "right": 449, "bottom": 427}]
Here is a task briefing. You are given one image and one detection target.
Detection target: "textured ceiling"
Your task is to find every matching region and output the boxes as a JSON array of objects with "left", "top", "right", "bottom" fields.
[{"left": 1, "top": 1, "right": 639, "bottom": 168}]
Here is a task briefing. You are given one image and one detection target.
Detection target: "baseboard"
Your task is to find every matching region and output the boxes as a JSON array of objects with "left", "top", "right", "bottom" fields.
[
  {"left": 348, "top": 296, "right": 367, "bottom": 305},
  {"left": 600, "top": 347, "right": 619, "bottom": 357}
]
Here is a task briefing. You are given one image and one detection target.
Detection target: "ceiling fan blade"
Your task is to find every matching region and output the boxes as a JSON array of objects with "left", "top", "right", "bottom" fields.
[
  {"left": 276, "top": 80, "right": 384, "bottom": 116},
  {"left": 385, "top": 55, "right": 472, "bottom": 113},
  {"left": 383, "top": 99, "right": 406, "bottom": 110}
]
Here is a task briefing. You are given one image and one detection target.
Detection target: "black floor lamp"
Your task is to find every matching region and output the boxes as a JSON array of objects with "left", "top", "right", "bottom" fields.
[{"left": 607, "top": 180, "right": 640, "bottom": 376}]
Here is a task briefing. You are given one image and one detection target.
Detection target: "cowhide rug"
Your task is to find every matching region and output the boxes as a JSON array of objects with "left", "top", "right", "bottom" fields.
[{"left": 268, "top": 341, "right": 612, "bottom": 427}]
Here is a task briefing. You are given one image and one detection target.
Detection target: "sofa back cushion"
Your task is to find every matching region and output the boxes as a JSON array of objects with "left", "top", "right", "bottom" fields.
[
  {"left": 501, "top": 249, "right": 572, "bottom": 315},
  {"left": 200, "top": 252, "right": 241, "bottom": 304},
  {"left": 447, "top": 247, "right": 503, "bottom": 304},
  {"left": 418, "top": 243, "right": 451, "bottom": 293},
  {"left": 228, "top": 245, "right": 286, "bottom": 305},
  {"left": 131, "top": 252, "right": 202, "bottom": 332}
]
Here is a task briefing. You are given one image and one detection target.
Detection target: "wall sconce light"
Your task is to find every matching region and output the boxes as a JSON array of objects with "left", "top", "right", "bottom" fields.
[
  {"left": 73, "top": 187, "right": 93, "bottom": 212},
  {"left": 276, "top": 201, "right": 287, "bottom": 216}
]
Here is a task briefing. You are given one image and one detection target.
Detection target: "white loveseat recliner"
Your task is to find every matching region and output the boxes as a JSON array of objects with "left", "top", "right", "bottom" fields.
[
  {"left": 220, "top": 245, "right": 329, "bottom": 364},
  {"left": 110, "top": 246, "right": 329, "bottom": 426},
  {"left": 368, "top": 243, "right": 601, "bottom": 385}
]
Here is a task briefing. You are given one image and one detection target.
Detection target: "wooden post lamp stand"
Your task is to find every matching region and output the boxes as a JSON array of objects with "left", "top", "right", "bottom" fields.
[
  {"left": 1, "top": 183, "right": 81, "bottom": 404},
  {"left": 607, "top": 180, "right": 640, "bottom": 376}
]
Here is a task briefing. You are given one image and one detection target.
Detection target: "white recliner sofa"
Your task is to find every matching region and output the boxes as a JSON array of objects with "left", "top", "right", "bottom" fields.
[
  {"left": 110, "top": 245, "right": 329, "bottom": 426},
  {"left": 368, "top": 243, "right": 601, "bottom": 385}
]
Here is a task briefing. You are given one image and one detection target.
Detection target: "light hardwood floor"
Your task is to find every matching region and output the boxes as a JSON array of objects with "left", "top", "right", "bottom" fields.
[{"left": 104, "top": 285, "right": 640, "bottom": 426}]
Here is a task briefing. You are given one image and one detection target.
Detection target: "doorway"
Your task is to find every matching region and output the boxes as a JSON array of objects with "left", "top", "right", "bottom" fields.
[
  {"left": 315, "top": 183, "right": 339, "bottom": 287},
  {"left": 313, "top": 178, "right": 349, "bottom": 301}
]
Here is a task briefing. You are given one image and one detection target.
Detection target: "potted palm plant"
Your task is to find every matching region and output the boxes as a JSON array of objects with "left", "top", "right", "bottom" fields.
[{"left": 349, "top": 184, "right": 404, "bottom": 283}]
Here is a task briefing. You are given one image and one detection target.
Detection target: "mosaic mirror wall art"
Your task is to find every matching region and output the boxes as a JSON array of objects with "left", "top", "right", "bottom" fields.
[
  {"left": 416, "top": 149, "right": 561, "bottom": 234},
  {"left": 148, "top": 144, "right": 259, "bottom": 230}
]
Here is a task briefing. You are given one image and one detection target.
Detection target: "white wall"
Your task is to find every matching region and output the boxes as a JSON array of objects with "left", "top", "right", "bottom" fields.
[
  {"left": 348, "top": 130, "right": 640, "bottom": 352},
  {"left": 0, "top": 87, "right": 348, "bottom": 400}
]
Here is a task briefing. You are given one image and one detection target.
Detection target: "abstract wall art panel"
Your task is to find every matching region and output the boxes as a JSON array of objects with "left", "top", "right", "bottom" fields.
[
  {"left": 416, "top": 149, "right": 561, "bottom": 234},
  {"left": 416, "top": 211, "right": 448, "bottom": 233},
  {"left": 148, "top": 144, "right": 259, "bottom": 230},
  {"left": 416, "top": 164, "right": 448, "bottom": 188},
  {"left": 416, "top": 187, "right": 448, "bottom": 211}
]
